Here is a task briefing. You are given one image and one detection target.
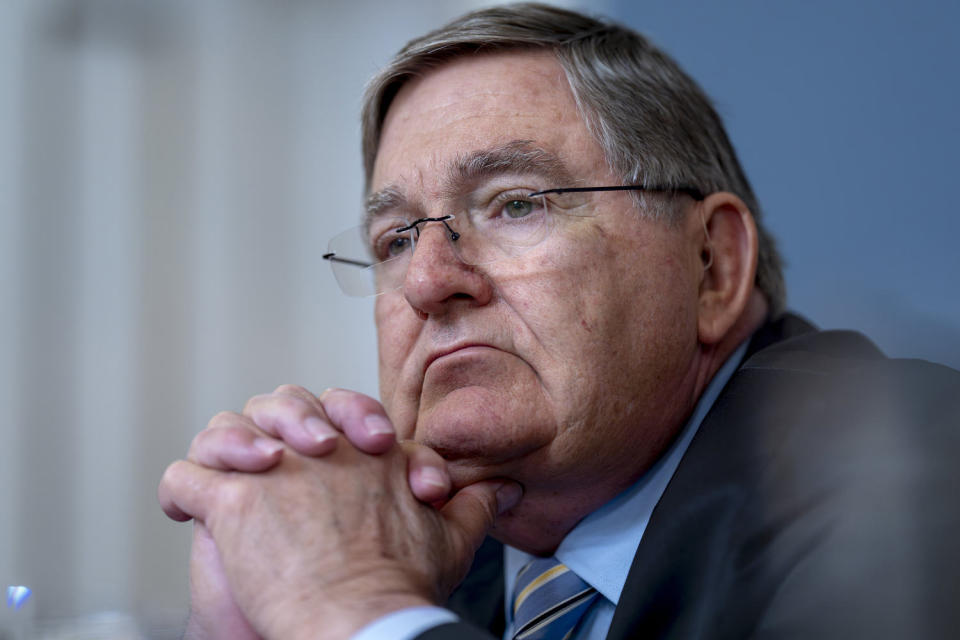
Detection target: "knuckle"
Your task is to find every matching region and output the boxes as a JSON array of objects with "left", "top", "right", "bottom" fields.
[
  {"left": 159, "top": 459, "right": 186, "bottom": 488},
  {"left": 242, "top": 394, "right": 270, "bottom": 415},
  {"left": 318, "top": 387, "right": 355, "bottom": 408},
  {"left": 219, "top": 426, "right": 253, "bottom": 447},
  {"left": 274, "top": 383, "right": 311, "bottom": 398},
  {"left": 208, "top": 410, "right": 240, "bottom": 430},
  {"left": 187, "top": 431, "right": 206, "bottom": 457},
  {"left": 244, "top": 393, "right": 313, "bottom": 426},
  {"left": 320, "top": 388, "right": 381, "bottom": 417},
  {"left": 266, "top": 394, "right": 310, "bottom": 420},
  {"left": 195, "top": 425, "right": 248, "bottom": 454},
  {"left": 317, "top": 387, "right": 341, "bottom": 401}
]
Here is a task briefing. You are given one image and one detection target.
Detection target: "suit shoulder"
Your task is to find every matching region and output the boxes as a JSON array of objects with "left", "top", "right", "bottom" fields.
[
  {"left": 735, "top": 325, "right": 960, "bottom": 434},
  {"left": 616, "top": 322, "right": 960, "bottom": 638}
]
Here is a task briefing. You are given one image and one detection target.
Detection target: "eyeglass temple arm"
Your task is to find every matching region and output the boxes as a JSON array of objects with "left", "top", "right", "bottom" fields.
[
  {"left": 322, "top": 253, "right": 373, "bottom": 268},
  {"left": 528, "top": 185, "right": 705, "bottom": 201}
]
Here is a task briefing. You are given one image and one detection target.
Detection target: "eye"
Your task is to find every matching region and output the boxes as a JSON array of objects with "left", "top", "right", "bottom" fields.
[
  {"left": 502, "top": 199, "right": 535, "bottom": 219},
  {"left": 384, "top": 233, "right": 410, "bottom": 259},
  {"left": 387, "top": 233, "right": 410, "bottom": 258},
  {"left": 370, "top": 229, "right": 411, "bottom": 261}
]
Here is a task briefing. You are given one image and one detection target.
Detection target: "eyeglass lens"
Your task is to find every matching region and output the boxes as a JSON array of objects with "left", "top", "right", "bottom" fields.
[{"left": 327, "top": 192, "right": 563, "bottom": 297}]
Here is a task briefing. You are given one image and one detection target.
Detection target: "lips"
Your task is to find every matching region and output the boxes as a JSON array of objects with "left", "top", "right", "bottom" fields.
[{"left": 423, "top": 343, "right": 499, "bottom": 376}]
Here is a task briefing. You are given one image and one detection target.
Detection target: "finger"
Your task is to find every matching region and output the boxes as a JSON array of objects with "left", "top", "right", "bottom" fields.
[
  {"left": 271, "top": 384, "right": 325, "bottom": 412},
  {"left": 189, "top": 423, "right": 284, "bottom": 472},
  {"left": 243, "top": 392, "right": 339, "bottom": 455},
  {"left": 320, "top": 388, "right": 397, "bottom": 454},
  {"left": 441, "top": 480, "right": 523, "bottom": 554},
  {"left": 158, "top": 459, "right": 221, "bottom": 523},
  {"left": 401, "top": 441, "right": 452, "bottom": 504}
]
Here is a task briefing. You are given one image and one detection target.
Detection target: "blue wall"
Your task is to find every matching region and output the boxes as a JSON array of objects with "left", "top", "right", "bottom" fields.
[{"left": 610, "top": 0, "right": 960, "bottom": 368}]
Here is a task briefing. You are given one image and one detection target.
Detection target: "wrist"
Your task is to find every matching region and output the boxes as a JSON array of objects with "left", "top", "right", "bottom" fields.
[
  {"left": 283, "top": 594, "right": 436, "bottom": 640},
  {"left": 270, "top": 572, "right": 438, "bottom": 640}
]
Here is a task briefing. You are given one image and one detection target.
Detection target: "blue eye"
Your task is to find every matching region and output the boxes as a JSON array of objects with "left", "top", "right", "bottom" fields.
[
  {"left": 385, "top": 234, "right": 410, "bottom": 258},
  {"left": 503, "top": 199, "right": 534, "bottom": 219},
  {"left": 371, "top": 230, "right": 411, "bottom": 261}
]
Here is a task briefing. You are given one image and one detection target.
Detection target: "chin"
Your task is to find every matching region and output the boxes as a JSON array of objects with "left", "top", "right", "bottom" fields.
[{"left": 415, "top": 385, "right": 554, "bottom": 468}]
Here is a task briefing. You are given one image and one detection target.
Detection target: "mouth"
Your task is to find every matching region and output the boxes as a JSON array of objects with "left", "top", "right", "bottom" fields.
[{"left": 423, "top": 343, "right": 500, "bottom": 376}]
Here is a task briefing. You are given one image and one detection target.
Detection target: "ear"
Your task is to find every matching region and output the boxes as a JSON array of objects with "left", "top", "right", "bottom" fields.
[{"left": 696, "top": 192, "right": 759, "bottom": 345}]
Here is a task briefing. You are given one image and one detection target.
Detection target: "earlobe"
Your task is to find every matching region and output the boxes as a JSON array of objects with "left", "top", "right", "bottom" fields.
[{"left": 696, "top": 192, "right": 759, "bottom": 345}]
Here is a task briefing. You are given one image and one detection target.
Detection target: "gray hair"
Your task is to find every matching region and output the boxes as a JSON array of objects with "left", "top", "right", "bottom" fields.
[{"left": 361, "top": 2, "right": 786, "bottom": 316}]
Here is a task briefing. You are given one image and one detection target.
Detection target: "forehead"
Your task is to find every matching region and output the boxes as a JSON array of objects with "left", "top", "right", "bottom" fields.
[{"left": 370, "top": 49, "right": 614, "bottom": 198}]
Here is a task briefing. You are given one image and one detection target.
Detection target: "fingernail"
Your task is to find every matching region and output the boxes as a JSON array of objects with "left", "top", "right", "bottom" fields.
[
  {"left": 496, "top": 482, "right": 523, "bottom": 514},
  {"left": 418, "top": 466, "right": 448, "bottom": 489},
  {"left": 303, "top": 416, "right": 338, "bottom": 443},
  {"left": 253, "top": 437, "right": 284, "bottom": 456},
  {"left": 363, "top": 414, "right": 395, "bottom": 437}
]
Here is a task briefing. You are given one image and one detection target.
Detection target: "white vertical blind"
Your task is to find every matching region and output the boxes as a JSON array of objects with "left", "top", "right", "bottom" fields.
[
  {"left": 74, "top": 17, "right": 140, "bottom": 616},
  {"left": 0, "top": 1, "right": 28, "bottom": 637}
]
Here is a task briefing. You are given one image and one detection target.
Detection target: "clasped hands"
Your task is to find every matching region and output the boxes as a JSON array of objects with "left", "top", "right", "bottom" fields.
[{"left": 158, "top": 385, "right": 523, "bottom": 640}]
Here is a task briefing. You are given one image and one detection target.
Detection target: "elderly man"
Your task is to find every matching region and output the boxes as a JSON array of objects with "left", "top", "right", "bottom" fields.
[{"left": 159, "top": 4, "right": 960, "bottom": 639}]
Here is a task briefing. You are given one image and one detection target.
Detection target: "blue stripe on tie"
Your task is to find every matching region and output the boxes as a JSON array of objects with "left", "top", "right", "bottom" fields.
[
  {"left": 515, "top": 587, "right": 598, "bottom": 639},
  {"left": 511, "top": 558, "right": 600, "bottom": 640}
]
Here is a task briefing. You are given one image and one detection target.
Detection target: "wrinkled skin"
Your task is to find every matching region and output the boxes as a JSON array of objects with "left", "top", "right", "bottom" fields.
[
  {"left": 372, "top": 50, "right": 708, "bottom": 554},
  {"left": 159, "top": 49, "right": 763, "bottom": 640}
]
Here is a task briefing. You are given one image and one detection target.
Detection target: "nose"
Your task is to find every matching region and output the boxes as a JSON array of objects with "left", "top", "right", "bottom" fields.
[{"left": 402, "top": 220, "right": 493, "bottom": 316}]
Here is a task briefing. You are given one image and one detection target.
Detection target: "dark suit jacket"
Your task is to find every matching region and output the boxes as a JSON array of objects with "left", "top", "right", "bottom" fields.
[{"left": 420, "top": 315, "right": 960, "bottom": 639}]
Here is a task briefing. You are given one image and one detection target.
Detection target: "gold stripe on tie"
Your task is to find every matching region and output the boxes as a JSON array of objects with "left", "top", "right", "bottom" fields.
[
  {"left": 513, "top": 564, "right": 570, "bottom": 615},
  {"left": 514, "top": 587, "right": 596, "bottom": 639}
]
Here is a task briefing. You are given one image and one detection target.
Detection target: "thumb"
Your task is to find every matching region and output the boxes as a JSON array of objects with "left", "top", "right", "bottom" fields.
[{"left": 440, "top": 480, "right": 523, "bottom": 548}]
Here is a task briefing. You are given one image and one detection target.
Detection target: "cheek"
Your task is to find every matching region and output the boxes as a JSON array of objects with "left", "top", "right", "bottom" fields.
[
  {"left": 374, "top": 296, "right": 415, "bottom": 410},
  {"left": 514, "top": 231, "right": 618, "bottom": 331},
  {"left": 525, "top": 225, "right": 692, "bottom": 381}
]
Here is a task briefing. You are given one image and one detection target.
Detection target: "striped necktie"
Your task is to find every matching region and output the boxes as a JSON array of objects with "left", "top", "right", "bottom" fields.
[{"left": 510, "top": 557, "right": 600, "bottom": 640}]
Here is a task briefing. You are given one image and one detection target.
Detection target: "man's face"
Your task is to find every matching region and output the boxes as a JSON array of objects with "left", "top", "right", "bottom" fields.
[{"left": 370, "top": 50, "right": 704, "bottom": 552}]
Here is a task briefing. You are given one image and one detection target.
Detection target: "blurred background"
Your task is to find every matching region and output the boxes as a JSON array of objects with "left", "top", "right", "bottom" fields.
[{"left": 1, "top": 0, "right": 957, "bottom": 637}]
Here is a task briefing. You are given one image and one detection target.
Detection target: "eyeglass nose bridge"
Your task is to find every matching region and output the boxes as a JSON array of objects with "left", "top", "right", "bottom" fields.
[{"left": 395, "top": 215, "right": 460, "bottom": 243}]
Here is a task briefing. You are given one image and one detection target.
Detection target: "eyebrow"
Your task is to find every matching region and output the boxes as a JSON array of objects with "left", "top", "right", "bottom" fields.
[
  {"left": 444, "top": 140, "right": 574, "bottom": 198},
  {"left": 363, "top": 186, "right": 407, "bottom": 232},
  {"left": 364, "top": 140, "right": 574, "bottom": 230}
]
